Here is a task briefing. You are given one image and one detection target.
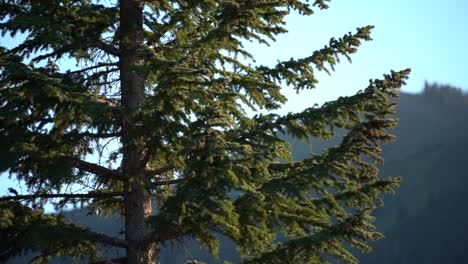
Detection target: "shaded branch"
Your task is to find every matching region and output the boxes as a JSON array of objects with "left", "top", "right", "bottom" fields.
[
  {"left": 142, "top": 218, "right": 217, "bottom": 247},
  {"left": 142, "top": 224, "right": 194, "bottom": 247},
  {"left": 87, "top": 79, "right": 120, "bottom": 87},
  {"left": 0, "top": 191, "right": 124, "bottom": 202},
  {"left": 90, "top": 257, "right": 126, "bottom": 264},
  {"left": 83, "top": 68, "right": 120, "bottom": 82},
  {"left": 79, "top": 131, "right": 121, "bottom": 138},
  {"left": 145, "top": 164, "right": 180, "bottom": 187},
  {"left": 95, "top": 40, "right": 120, "bottom": 56},
  {"left": 72, "top": 159, "right": 123, "bottom": 180},
  {"left": 69, "top": 62, "right": 118, "bottom": 74},
  {"left": 79, "top": 228, "right": 128, "bottom": 248}
]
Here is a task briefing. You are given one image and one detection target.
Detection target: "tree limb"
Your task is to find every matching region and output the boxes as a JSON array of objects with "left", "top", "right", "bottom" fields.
[
  {"left": 150, "top": 178, "right": 182, "bottom": 187},
  {"left": 141, "top": 224, "right": 193, "bottom": 247},
  {"left": 0, "top": 191, "right": 124, "bottom": 202},
  {"left": 79, "top": 228, "right": 128, "bottom": 248},
  {"left": 141, "top": 221, "right": 220, "bottom": 251},
  {"left": 90, "top": 257, "right": 126, "bottom": 264},
  {"left": 83, "top": 68, "right": 120, "bottom": 83},
  {"left": 79, "top": 131, "right": 121, "bottom": 138},
  {"left": 69, "top": 62, "right": 119, "bottom": 74},
  {"left": 95, "top": 40, "right": 121, "bottom": 56},
  {"left": 145, "top": 164, "right": 180, "bottom": 187},
  {"left": 95, "top": 97, "right": 118, "bottom": 107},
  {"left": 145, "top": 164, "right": 176, "bottom": 177},
  {"left": 72, "top": 159, "right": 123, "bottom": 180}
]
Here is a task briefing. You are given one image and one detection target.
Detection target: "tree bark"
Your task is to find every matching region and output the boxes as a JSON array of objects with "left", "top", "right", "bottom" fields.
[{"left": 119, "top": 0, "right": 157, "bottom": 263}]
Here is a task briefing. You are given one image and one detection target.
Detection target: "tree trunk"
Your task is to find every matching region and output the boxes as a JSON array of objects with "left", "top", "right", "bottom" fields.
[{"left": 119, "top": 0, "right": 157, "bottom": 263}]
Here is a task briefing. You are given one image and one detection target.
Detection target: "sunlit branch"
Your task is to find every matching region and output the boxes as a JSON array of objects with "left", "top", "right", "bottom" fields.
[{"left": 145, "top": 164, "right": 175, "bottom": 177}]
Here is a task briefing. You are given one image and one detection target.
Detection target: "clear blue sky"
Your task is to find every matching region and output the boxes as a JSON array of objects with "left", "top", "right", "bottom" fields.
[
  {"left": 245, "top": 0, "right": 468, "bottom": 112},
  {"left": 1, "top": 0, "right": 468, "bottom": 209}
]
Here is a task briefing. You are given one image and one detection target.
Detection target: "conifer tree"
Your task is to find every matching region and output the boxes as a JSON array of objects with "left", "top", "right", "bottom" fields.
[{"left": 0, "top": 0, "right": 410, "bottom": 263}]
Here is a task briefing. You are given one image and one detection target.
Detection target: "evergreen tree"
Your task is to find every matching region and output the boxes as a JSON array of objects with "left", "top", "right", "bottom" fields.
[{"left": 0, "top": 1, "right": 410, "bottom": 263}]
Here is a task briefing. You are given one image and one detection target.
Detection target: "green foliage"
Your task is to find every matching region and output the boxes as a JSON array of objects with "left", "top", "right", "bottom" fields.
[
  {"left": 0, "top": 0, "right": 410, "bottom": 263},
  {"left": 0, "top": 201, "right": 101, "bottom": 263}
]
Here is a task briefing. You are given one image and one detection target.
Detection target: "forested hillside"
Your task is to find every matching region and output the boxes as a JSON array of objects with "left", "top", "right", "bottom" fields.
[
  {"left": 359, "top": 83, "right": 468, "bottom": 263},
  {"left": 7, "top": 83, "right": 468, "bottom": 263},
  {"left": 277, "top": 83, "right": 468, "bottom": 263}
]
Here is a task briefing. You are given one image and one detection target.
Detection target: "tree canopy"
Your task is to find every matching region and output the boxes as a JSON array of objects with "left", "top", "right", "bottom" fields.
[{"left": 0, "top": 0, "right": 410, "bottom": 263}]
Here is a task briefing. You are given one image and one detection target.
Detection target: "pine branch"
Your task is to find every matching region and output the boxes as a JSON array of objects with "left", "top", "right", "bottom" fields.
[
  {"left": 241, "top": 210, "right": 375, "bottom": 264},
  {"left": 95, "top": 97, "right": 118, "bottom": 107},
  {"left": 0, "top": 191, "right": 123, "bottom": 202},
  {"left": 258, "top": 26, "right": 376, "bottom": 90},
  {"left": 78, "top": 131, "right": 121, "bottom": 139},
  {"left": 145, "top": 165, "right": 181, "bottom": 187},
  {"left": 145, "top": 164, "right": 175, "bottom": 177},
  {"left": 72, "top": 159, "right": 178, "bottom": 185},
  {"left": 79, "top": 227, "right": 128, "bottom": 249},
  {"left": 72, "top": 159, "right": 123, "bottom": 180},
  {"left": 142, "top": 224, "right": 193, "bottom": 246},
  {"left": 69, "top": 62, "right": 119, "bottom": 74},
  {"left": 90, "top": 257, "right": 126, "bottom": 264},
  {"left": 83, "top": 68, "right": 120, "bottom": 82},
  {"left": 0, "top": 201, "right": 127, "bottom": 253},
  {"left": 150, "top": 178, "right": 182, "bottom": 187},
  {"left": 143, "top": 217, "right": 217, "bottom": 246},
  {"left": 95, "top": 40, "right": 121, "bottom": 56},
  {"left": 86, "top": 79, "right": 120, "bottom": 87}
]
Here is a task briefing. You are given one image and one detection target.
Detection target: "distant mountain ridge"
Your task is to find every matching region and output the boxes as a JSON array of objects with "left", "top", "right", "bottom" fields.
[
  {"left": 358, "top": 83, "right": 468, "bottom": 263},
  {"left": 7, "top": 83, "right": 468, "bottom": 263},
  {"left": 281, "top": 83, "right": 468, "bottom": 263}
]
